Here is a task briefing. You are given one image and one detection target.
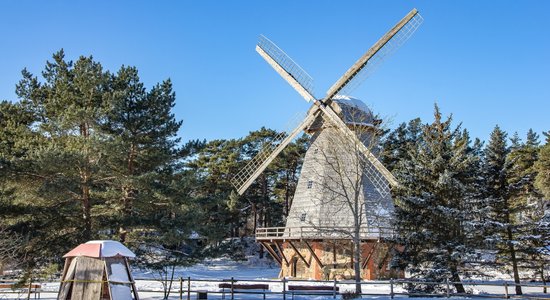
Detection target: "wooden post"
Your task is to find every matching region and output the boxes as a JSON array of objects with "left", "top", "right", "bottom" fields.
[
  {"left": 282, "top": 277, "right": 286, "bottom": 300},
  {"left": 179, "top": 277, "right": 183, "bottom": 300},
  {"left": 231, "top": 277, "right": 234, "bottom": 300},
  {"left": 26, "top": 280, "right": 32, "bottom": 300},
  {"left": 542, "top": 266, "right": 547, "bottom": 294},
  {"left": 390, "top": 278, "right": 394, "bottom": 299},
  {"left": 504, "top": 282, "right": 509, "bottom": 299},
  {"left": 446, "top": 278, "right": 450, "bottom": 298},
  {"left": 187, "top": 276, "right": 191, "bottom": 300},
  {"left": 333, "top": 278, "right": 337, "bottom": 299}
]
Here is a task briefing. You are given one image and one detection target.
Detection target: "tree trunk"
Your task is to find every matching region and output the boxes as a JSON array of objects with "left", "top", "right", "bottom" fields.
[
  {"left": 353, "top": 237, "right": 362, "bottom": 295},
  {"left": 252, "top": 203, "right": 257, "bottom": 235},
  {"left": 541, "top": 265, "right": 547, "bottom": 294},
  {"left": 120, "top": 144, "right": 136, "bottom": 243},
  {"left": 450, "top": 264, "right": 465, "bottom": 294},
  {"left": 81, "top": 171, "right": 92, "bottom": 241},
  {"left": 507, "top": 226, "right": 522, "bottom": 295},
  {"left": 119, "top": 186, "right": 134, "bottom": 242},
  {"left": 80, "top": 122, "right": 92, "bottom": 241}
]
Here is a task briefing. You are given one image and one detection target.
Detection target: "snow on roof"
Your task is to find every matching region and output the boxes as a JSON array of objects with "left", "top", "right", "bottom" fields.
[
  {"left": 63, "top": 240, "right": 136, "bottom": 258},
  {"left": 332, "top": 95, "right": 372, "bottom": 114},
  {"left": 331, "top": 95, "right": 374, "bottom": 125}
]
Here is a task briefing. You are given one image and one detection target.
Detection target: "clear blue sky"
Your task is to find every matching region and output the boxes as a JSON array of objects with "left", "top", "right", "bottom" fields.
[{"left": 1, "top": 1, "right": 548, "bottom": 143}]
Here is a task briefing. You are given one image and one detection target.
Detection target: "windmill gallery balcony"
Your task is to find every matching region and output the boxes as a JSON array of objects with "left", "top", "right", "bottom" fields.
[{"left": 255, "top": 226, "right": 394, "bottom": 241}]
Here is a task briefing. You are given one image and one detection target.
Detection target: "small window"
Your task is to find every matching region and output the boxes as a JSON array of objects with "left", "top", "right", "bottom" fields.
[
  {"left": 314, "top": 148, "right": 318, "bottom": 154},
  {"left": 300, "top": 213, "right": 307, "bottom": 222},
  {"left": 307, "top": 180, "right": 313, "bottom": 189}
]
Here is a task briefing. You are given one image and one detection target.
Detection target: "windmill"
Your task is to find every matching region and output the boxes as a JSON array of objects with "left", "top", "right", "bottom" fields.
[{"left": 231, "top": 9, "right": 423, "bottom": 280}]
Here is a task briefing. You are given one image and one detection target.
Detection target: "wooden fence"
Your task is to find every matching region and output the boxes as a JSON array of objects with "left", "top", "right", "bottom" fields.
[{"left": 1, "top": 277, "right": 549, "bottom": 299}]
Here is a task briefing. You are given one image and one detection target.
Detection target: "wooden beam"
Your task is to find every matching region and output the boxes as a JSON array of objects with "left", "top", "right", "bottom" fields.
[
  {"left": 377, "top": 243, "right": 394, "bottom": 270},
  {"left": 304, "top": 241, "right": 324, "bottom": 268},
  {"left": 362, "top": 242, "right": 379, "bottom": 270},
  {"left": 288, "top": 241, "right": 310, "bottom": 268},
  {"left": 274, "top": 241, "right": 289, "bottom": 266},
  {"left": 261, "top": 242, "right": 282, "bottom": 266},
  {"left": 125, "top": 258, "right": 140, "bottom": 300}
]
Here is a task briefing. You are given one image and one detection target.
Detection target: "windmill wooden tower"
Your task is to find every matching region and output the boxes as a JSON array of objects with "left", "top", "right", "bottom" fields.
[{"left": 231, "top": 9, "right": 423, "bottom": 280}]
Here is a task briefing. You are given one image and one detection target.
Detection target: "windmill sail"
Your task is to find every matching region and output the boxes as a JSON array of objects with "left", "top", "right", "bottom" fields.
[
  {"left": 231, "top": 109, "right": 320, "bottom": 194},
  {"left": 257, "top": 35, "right": 316, "bottom": 102},
  {"left": 325, "top": 9, "right": 423, "bottom": 100}
]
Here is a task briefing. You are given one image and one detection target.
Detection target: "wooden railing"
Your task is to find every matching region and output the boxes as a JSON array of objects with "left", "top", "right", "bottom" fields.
[{"left": 255, "top": 226, "right": 394, "bottom": 240}]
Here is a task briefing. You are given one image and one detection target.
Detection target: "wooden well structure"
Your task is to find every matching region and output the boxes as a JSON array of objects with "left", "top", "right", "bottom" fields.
[{"left": 58, "top": 240, "right": 139, "bottom": 300}]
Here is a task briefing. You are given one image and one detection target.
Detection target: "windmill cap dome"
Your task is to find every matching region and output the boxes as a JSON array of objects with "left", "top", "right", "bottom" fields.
[{"left": 331, "top": 95, "right": 375, "bottom": 125}]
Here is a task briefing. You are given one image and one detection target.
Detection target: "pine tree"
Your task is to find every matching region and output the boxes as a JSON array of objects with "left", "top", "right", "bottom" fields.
[
  {"left": 480, "top": 126, "right": 542, "bottom": 295},
  {"left": 510, "top": 132, "right": 522, "bottom": 151},
  {"left": 535, "top": 133, "right": 550, "bottom": 199},
  {"left": 507, "top": 129, "right": 541, "bottom": 222},
  {"left": 4, "top": 51, "right": 190, "bottom": 271},
  {"left": 241, "top": 128, "right": 287, "bottom": 232},
  {"left": 480, "top": 126, "right": 515, "bottom": 281},
  {"left": 393, "top": 105, "right": 476, "bottom": 293},
  {"left": 0, "top": 101, "right": 34, "bottom": 270},
  {"left": 187, "top": 138, "right": 243, "bottom": 241},
  {"left": 6, "top": 51, "right": 112, "bottom": 270},
  {"left": 381, "top": 118, "right": 422, "bottom": 173},
  {"left": 101, "top": 65, "right": 182, "bottom": 243}
]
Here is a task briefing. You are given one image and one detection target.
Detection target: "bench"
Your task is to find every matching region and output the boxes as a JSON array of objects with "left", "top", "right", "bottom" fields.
[
  {"left": 287, "top": 285, "right": 339, "bottom": 299},
  {"left": 0, "top": 283, "right": 41, "bottom": 299},
  {"left": 219, "top": 283, "right": 269, "bottom": 299}
]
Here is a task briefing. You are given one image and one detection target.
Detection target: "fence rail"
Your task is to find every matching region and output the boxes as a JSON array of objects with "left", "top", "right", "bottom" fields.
[{"left": 1, "top": 276, "right": 549, "bottom": 299}]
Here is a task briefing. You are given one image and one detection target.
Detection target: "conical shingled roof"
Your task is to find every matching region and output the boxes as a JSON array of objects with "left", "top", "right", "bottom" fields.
[{"left": 63, "top": 240, "right": 135, "bottom": 258}]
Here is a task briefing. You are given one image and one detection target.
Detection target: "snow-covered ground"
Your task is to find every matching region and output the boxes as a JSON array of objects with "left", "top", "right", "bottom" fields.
[{"left": 1, "top": 256, "right": 548, "bottom": 299}]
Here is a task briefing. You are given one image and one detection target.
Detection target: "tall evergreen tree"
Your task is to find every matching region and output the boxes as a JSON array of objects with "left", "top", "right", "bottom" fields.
[
  {"left": 187, "top": 138, "right": 243, "bottom": 241},
  {"left": 535, "top": 132, "right": 550, "bottom": 199},
  {"left": 480, "top": 126, "right": 542, "bottom": 295},
  {"left": 2, "top": 51, "right": 189, "bottom": 271},
  {"left": 16, "top": 50, "right": 109, "bottom": 242},
  {"left": 0, "top": 101, "right": 34, "bottom": 270},
  {"left": 381, "top": 118, "right": 422, "bottom": 173},
  {"left": 510, "top": 132, "right": 522, "bottom": 151},
  {"left": 480, "top": 126, "right": 515, "bottom": 279},
  {"left": 507, "top": 130, "right": 547, "bottom": 286},
  {"left": 393, "top": 105, "right": 476, "bottom": 293},
  {"left": 101, "top": 65, "right": 182, "bottom": 243}
]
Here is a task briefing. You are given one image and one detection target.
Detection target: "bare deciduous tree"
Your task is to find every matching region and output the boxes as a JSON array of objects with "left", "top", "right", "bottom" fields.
[
  {"left": 288, "top": 104, "right": 394, "bottom": 295},
  {"left": 0, "top": 227, "right": 24, "bottom": 274}
]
